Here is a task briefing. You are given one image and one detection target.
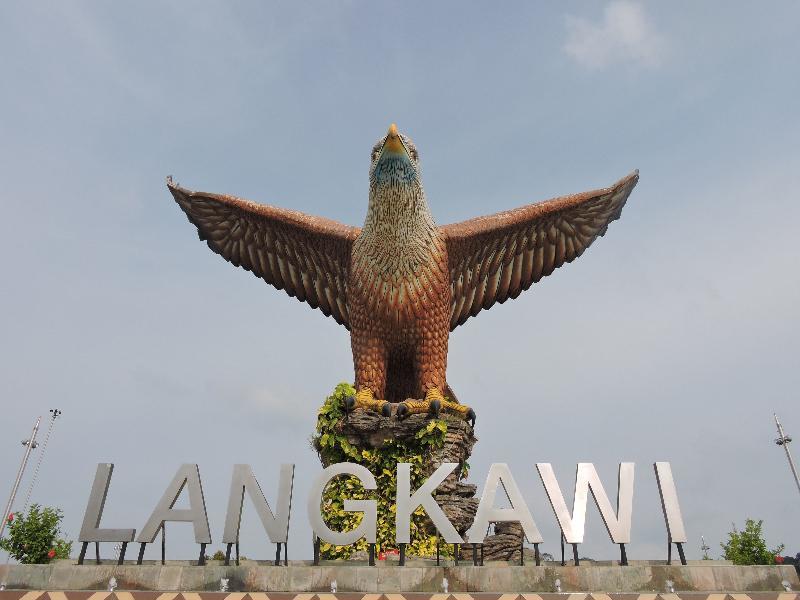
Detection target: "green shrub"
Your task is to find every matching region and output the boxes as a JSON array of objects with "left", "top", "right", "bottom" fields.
[
  {"left": 311, "top": 382, "right": 455, "bottom": 559},
  {"left": 0, "top": 504, "right": 72, "bottom": 564},
  {"left": 721, "top": 519, "right": 784, "bottom": 565}
]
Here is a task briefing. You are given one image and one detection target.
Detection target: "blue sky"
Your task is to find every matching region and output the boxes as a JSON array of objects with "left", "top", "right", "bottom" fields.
[{"left": 1, "top": 1, "right": 798, "bottom": 562}]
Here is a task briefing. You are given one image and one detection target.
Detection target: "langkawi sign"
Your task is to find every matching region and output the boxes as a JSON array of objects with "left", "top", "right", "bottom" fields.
[{"left": 78, "top": 461, "right": 687, "bottom": 564}]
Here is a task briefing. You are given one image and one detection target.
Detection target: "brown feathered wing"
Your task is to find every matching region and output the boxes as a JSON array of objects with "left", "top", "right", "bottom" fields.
[
  {"left": 442, "top": 171, "right": 639, "bottom": 330},
  {"left": 168, "top": 180, "right": 360, "bottom": 329}
]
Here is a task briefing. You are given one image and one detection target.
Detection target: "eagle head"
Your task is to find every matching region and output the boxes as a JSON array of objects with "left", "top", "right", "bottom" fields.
[{"left": 369, "top": 123, "right": 421, "bottom": 187}]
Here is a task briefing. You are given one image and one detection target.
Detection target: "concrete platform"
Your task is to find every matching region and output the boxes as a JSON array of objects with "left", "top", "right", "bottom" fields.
[
  {"left": 1, "top": 561, "right": 797, "bottom": 593},
  {"left": 0, "top": 594, "right": 798, "bottom": 600}
]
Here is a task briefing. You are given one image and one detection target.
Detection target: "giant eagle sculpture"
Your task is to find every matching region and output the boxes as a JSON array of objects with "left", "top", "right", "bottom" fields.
[{"left": 168, "top": 124, "right": 638, "bottom": 423}]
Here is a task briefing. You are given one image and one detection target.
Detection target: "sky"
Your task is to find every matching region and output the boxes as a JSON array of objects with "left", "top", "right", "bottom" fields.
[{"left": 1, "top": 1, "right": 799, "bottom": 563}]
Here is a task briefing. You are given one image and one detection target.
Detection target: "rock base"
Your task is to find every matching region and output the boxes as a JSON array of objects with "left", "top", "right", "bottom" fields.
[{"left": 328, "top": 409, "right": 524, "bottom": 560}]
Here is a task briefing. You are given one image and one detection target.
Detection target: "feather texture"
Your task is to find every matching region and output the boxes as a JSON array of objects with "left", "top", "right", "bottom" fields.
[
  {"left": 442, "top": 171, "right": 639, "bottom": 330},
  {"left": 168, "top": 181, "right": 359, "bottom": 329}
]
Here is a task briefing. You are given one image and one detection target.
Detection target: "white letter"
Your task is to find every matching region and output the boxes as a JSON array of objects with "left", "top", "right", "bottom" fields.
[
  {"left": 135, "top": 464, "right": 211, "bottom": 544},
  {"left": 654, "top": 462, "right": 687, "bottom": 542},
  {"left": 307, "top": 463, "right": 377, "bottom": 545},
  {"left": 467, "top": 463, "right": 543, "bottom": 544},
  {"left": 396, "top": 462, "right": 462, "bottom": 544},
  {"left": 222, "top": 464, "right": 294, "bottom": 544},
  {"left": 79, "top": 464, "right": 136, "bottom": 543},
  {"left": 536, "top": 462, "right": 634, "bottom": 544}
]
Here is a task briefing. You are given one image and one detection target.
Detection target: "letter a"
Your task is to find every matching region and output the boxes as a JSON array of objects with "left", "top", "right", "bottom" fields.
[
  {"left": 467, "top": 463, "right": 543, "bottom": 544},
  {"left": 136, "top": 464, "right": 211, "bottom": 544}
]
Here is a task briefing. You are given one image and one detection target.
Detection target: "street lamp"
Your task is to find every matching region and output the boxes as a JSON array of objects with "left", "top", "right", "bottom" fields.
[
  {"left": 21, "top": 409, "right": 62, "bottom": 512},
  {"left": 0, "top": 417, "right": 41, "bottom": 541},
  {"left": 774, "top": 413, "right": 800, "bottom": 497}
]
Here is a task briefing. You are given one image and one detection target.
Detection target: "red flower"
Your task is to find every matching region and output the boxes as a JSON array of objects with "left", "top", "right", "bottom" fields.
[
  {"left": 47, "top": 549, "right": 56, "bottom": 559},
  {"left": 6, "top": 513, "right": 13, "bottom": 523},
  {"left": 775, "top": 555, "right": 784, "bottom": 564}
]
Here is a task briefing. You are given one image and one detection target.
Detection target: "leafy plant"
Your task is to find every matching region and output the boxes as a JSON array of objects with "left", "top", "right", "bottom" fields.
[
  {"left": 721, "top": 519, "right": 784, "bottom": 565},
  {"left": 0, "top": 505, "right": 72, "bottom": 564},
  {"left": 311, "top": 382, "right": 454, "bottom": 559}
]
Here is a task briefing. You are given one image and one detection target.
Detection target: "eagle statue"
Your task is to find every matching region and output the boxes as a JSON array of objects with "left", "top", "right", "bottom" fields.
[{"left": 168, "top": 124, "right": 638, "bottom": 424}]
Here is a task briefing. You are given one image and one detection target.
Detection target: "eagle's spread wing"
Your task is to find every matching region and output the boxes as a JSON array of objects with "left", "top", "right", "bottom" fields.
[
  {"left": 168, "top": 180, "right": 360, "bottom": 328},
  {"left": 442, "top": 171, "right": 639, "bottom": 330}
]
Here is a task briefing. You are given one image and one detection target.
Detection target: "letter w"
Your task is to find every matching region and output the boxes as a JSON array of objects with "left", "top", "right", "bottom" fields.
[{"left": 536, "top": 463, "right": 634, "bottom": 544}]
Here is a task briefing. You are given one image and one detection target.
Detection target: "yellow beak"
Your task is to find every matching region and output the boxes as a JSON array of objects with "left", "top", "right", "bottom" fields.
[{"left": 383, "top": 123, "right": 405, "bottom": 154}]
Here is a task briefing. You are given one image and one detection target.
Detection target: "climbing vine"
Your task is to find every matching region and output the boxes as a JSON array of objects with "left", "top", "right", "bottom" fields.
[{"left": 311, "top": 382, "right": 453, "bottom": 559}]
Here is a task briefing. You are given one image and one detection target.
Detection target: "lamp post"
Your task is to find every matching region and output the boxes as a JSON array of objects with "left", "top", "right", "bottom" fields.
[
  {"left": 774, "top": 413, "right": 800, "bottom": 497},
  {"left": 21, "top": 409, "right": 61, "bottom": 512},
  {"left": 0, "top": 417, "right": 41, "bottom": 541}
]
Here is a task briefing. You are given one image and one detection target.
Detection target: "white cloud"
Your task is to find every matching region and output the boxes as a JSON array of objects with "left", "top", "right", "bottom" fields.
[{"left": 564, "top": 1, "right": 667, "bottom": 69}]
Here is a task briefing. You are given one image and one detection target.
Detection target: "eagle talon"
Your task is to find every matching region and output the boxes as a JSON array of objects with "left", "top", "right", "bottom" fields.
[
  {"left": 348, "top": 389, "right": 391, "bottom": 416},
  {"left": 397, "top": 395, "right": 442, "bottom": 418},
  {"left": 396, "top": 402, "right": 408, "bottom": 419},
  {"left": 429, "top": 399, "right": 441, "bottom": 417},
  {"left": 441, "top": 398, "right": 475, "bottom": 423}
]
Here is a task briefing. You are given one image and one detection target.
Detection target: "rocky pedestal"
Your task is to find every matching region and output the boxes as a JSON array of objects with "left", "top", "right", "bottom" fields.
[{"left": 324, "top": 409, "right": 523, "bottom": 561}]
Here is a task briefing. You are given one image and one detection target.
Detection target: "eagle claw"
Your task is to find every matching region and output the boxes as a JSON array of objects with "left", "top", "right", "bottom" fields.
[
  {"left": 395, "top": 392, "right": 474, "bottom": 424},
  {"left": 349, "top": 388, "right": 474, "bottom": 423},
  {"left": 429, "top": 398, "right": 441, "bottom": 417},
  {"left": 348, "top": 389, "right": 391, "bottom": 416}
]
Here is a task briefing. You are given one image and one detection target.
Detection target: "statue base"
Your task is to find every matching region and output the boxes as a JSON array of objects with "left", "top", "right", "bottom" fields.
[
  {"left": 313, "top": 384, "right": 524, "bottom": 561},
  {"left": 333, "top": 409, "right": 523, "bottom": 563}
]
